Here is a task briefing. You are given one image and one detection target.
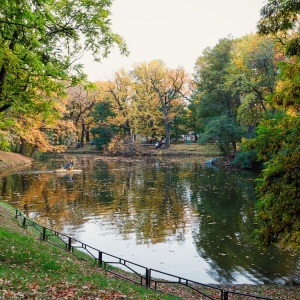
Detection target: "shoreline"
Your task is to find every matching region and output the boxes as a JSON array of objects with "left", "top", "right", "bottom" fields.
[
  {"left": 0, "top": 151, "right": 33, "bottom": 175},
  {"left": 0, "top": 202, "right": 299, "bottom": 299},
  {"left": 0, "top": 143, "right": 222, "bottom": 175},
  {"left": 0, "top": 150, "right": 299, "bottom": 299}
]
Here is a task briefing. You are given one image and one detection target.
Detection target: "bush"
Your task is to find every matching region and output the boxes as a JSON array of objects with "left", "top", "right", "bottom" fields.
[
  {"left": 105, "top": 135, "right": 140, "bottom": 156},
  {"left": 0, "top": 131, "right": 10, "bottom": 151},
  {"left": 232, "top": 149, "right": 261, "bottom": 169}
]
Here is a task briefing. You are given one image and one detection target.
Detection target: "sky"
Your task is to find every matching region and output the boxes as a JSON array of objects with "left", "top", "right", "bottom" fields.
[{"left": 80, "top": 0, "right": 267, "bottom": 82}]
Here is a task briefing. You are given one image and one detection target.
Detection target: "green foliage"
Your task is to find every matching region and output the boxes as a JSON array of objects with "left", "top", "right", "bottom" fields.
[
  {"left": 192, "top": 37, "right": 247, "bottom": 159},
  {"left": 193, "top": 37, "right": 237, "bottom": 119},
  {"left": 232, "top": 149, "right": 259, "bottom": 170},
  {"left": 240, "top": 3, "right": 300, "bottom": 249},
  {"left": 198, "top": 114, "right": 246, "bottom": 159},
  {"left": 91, "top": 126, "right": 118, "bottom": 149},
  {"left": 258, "top": 0, "right": 300, "bottom": 56},
  {"left": 0, "top": 0, "right": 127, "bottom": 153},
  {"left": 170, "top": 109, "right": 190, "bottom": 140},
  {"left": 272, "top": 58, "right": 300, "bottom": 111},
  {"left": 258, "top": 0, "right": 300, "bottom": 35},
  {"left": 247, "top": 112, "right": 300, "bottom": 248},
  {"left": 0, "top": 131, "right": 10, "bottom": 151},
  {"left": 255, "top": 149, "right": 300, "bottom": 249},
  {"left": 226, "top": 34, "right": 278, "bottom": 126},
  {"left": 90, "top": 101, "right": 118, "bottom": 149}
]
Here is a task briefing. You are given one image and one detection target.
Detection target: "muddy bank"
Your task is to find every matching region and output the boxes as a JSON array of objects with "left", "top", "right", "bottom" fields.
[{"left": 0, "top": 151, "right": 33, "bottom": 175}]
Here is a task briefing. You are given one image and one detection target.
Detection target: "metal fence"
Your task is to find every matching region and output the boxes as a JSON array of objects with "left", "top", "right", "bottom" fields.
[{"left": 15, "top": 208, "right": 275, "bottom": 300}]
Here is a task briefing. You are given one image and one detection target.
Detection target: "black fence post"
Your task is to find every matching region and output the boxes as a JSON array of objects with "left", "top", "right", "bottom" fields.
[
  {"left": 67, "top": 237, "right": 72, "bottom": 252},
  {"left": 15, "top": 209, "right": 18, "bottom": 219},
  {"left": 22, "top": 215, "right": 26, "bottom": 228},
  {"left": 98, "top": 251, "right": 103, "bottom": 267},
  {"left": 146, "top": 268, "right": 151, "bottom": 289},
  {"left": 224, "top": 291, "right": 228, "bottom": 300},
  {"left": 42, "top": 227, "right": 46, "bottom": 241}
]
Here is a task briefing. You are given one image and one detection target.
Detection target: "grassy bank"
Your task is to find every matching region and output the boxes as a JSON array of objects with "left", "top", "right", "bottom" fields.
[
  {"left": 1, "top": 204, "right": 300, "bottom": 300},
  {"left": 67, "top": 142, "right": 221, "bottom": 157},
  {"left": 0, "top": 203, "right": 178, "bottom": 300}
]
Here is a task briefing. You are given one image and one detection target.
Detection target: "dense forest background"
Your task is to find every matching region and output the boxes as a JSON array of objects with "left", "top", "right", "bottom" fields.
[{"left": 0, "top": 0, "right": 299, "bottom": 250}]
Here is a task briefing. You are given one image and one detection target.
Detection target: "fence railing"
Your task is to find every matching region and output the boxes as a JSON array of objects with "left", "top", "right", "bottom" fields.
[{"left": 15, "top": 208, "right": 275, "bottom": 300}]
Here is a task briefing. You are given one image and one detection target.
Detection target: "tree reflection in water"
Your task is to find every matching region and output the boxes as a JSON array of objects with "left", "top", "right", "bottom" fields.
[{"left": 1, "top": 155, "right": 299, "bottom": 284}]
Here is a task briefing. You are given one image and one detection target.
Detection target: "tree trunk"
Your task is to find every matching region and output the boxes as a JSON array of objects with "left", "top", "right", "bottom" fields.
[
  {"left": 85, "top": 127, "right": 90, "bottom": 143},
  {"left": 231, "top": 140, "right": 237, "bottom": 158},
  {"left": 81, "top": 121, "right": 85, "bottom": 147},
  {"left": 19, "top": 138, "right": 26, "bottom": 156},
  {"left": 164, "top": 118, "right": 171, "bottom": 149},
  {"left": 193, "top": 133, "right": 198, "bottom": 141},
  {"left": 30, "top": 145, "right": 39, "bottom": 158},
  {"left": 125, "top": 119, "right": 131, "bottom": 135}
]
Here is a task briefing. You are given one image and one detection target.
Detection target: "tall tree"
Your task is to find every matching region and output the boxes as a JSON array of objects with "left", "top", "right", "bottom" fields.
[
  {"left": 10, "top": 97, "right": 75, "bottom": 156},
  {"left": 226, "top": 34, "right": 279, "bottom": 127},
  {"left": 65, "top": 83, "right": 97, "bottom": 147},
  {"left": 192, "top": 37, "right": 243, "bottom": 157},
  {"left": 133, "top": 60, "right": 191, "bottom": 148},
  {"left": 0, "top": 0, "right": 127, "bottom": 113},
  {"left": 247, "top": 0, "right": 300, "bottom": 249},
  {"left": 90, "top": 101, "right": 118, "bottom": 149},
  {"left": 102, "top": 69, "right": 134, "bottom": 136},
  {"left": 193, "top": 38, "right": 237, "bottom": 119}
]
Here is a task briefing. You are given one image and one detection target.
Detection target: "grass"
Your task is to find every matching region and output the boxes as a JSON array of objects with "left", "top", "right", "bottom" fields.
[
  {"left": 2, "top": 204, "right": 300, "bottom": 300},
  {"left": 64, "top": 141, "right": 220, "bottom": 155},
  {"left": 0, "top": 203, "right": 179, "bottom": 300}
]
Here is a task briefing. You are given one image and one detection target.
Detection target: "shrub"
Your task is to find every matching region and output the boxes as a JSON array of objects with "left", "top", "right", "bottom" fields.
[
  {"left": 105, "top": 135, "right": 140, "bottom": 156},
  {"left": 232, "top": 149, "right": 261, "bottom": 169}
]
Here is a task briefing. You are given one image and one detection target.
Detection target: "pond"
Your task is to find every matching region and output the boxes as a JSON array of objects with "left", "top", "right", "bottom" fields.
[{"left": 1, "top": 154, "right": 299, "bottom": 284}]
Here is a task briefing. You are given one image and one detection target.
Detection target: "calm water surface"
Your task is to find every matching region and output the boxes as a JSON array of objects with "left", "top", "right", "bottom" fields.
[{"left": 1, "top": 154, "right": 299, "bottom": 284}]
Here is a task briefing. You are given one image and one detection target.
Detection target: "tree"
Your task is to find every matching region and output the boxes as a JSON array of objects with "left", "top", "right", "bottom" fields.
[
  {"left": 248, "top": 111, "right": 300, "bottom": 248},
  {"left": 131, "top": 63, "right": 164, "bottom": 140},
  {"left": 133, "top": 60, "right": 191, "bottom": 148},
  {"left": 199, "top": 114, "right": 246, "bottom": 161},
  {"left": 192, "top": 37, "right": 243, "bottom": 157},
  {"left": 102, "top": 69, "right": 134, "bottom": 136},
  {"left": 130, "top": 86, "right": 162, "bottom": 140},
  {"left": 90, "top": 101, "right": 118, "bottom": 149},
  {"left": 0, "top": 0, "right": 127, "bottom": 154},
  {"left": 245, "top": 0, "right": 300, "bottom": 249},
  {"left": 258, "top": 0, "right": 300, "bottom": 56},
  {"left": 193, "top": 38, "right": 238, "bottom": 119},
  {"left": 0, "top": 0, "right": 127, "bottom": 113},
  {"left": 65, "top": 83, "right": 98, "bottom": 147},
  {"left": 226, "top": 34, "right": 279, "bottom": 127},
  {"left": 9, "top": 98, "right": 76, "bottom": 156},
  {"left": 170, "top": 108, "right": 191, "bottom": 141}
]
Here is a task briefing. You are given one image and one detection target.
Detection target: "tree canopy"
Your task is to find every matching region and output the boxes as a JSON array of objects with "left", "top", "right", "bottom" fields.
[
  {"left": 245, "top": 0, "right": 300, "bottom": 249},
  {"left": 0, "top": 0, "right": 127, "bottom": 154}
]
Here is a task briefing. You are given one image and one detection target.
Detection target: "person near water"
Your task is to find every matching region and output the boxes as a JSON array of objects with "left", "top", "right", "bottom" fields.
[
  {"left": 155, "top": 140, "right": 162, "bottom": 150},
  {"left": 63, "top": 160, "right": 73, "bottom": 170}
]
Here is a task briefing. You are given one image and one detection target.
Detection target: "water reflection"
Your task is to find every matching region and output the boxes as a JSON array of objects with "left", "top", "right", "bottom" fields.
[{"left": 1, "top": 154, "right": 299, "bottom": 284}]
